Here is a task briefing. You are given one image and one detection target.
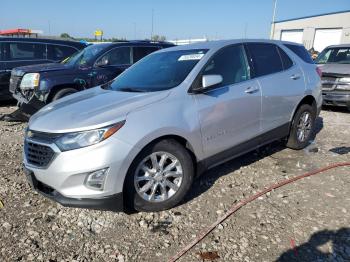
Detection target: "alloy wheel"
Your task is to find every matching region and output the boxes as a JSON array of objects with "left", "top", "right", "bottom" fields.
[
  {"left": 296, "top": 111, "right": 312, "bottom": 142},
  {"left": 134, "top": 151, "right": 183, "bottom": 203}
]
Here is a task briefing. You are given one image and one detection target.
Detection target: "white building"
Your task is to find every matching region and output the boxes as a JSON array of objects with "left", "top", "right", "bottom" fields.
[{"left": 271, "top": 10, "right": 350, "bottom": 52}]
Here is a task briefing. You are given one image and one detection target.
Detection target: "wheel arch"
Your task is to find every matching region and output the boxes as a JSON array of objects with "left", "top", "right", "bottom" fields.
[
  {"left": 290, "top": 95, "right": 317, "bottom": 122},
  {"left": 122, "top": 133, "right": 198, "bottom": 188},
  {"left": 288, "top": 95, "right": 318, "bottom": 134},
  {"left": 47, "top": 83, "right": 82, "bottom": 102}
]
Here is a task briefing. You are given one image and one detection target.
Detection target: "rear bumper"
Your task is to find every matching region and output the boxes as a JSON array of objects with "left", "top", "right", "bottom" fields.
[
  {"left": 25, "top": 168, "right": 124, "bottom": 211},
  {"left": 322, "top": 92, "right": 350, "bottom": 108}
]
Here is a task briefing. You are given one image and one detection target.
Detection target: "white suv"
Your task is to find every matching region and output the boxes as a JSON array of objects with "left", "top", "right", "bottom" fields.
[{"left": 23, "top": 40, "right": 322, "bottom": 212}]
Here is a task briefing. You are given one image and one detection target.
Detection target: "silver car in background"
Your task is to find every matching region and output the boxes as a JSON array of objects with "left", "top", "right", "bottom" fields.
[
  {"left": 315, "top": 44, "right": 350, "bottom": 110},
  {"left": 23, "top": 39, "right": 322, "bottom": 212}
]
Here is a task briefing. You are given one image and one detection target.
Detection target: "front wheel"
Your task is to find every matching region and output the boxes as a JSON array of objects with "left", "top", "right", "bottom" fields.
[
  {"left": 124, "top": 139, "right": 194, "bottom": 212},
  {"left": 286, "top": 104, "right": 316, "bottom": 150},
  {"left": 51, "top": 88, "right": 78, "bottom": 101}
]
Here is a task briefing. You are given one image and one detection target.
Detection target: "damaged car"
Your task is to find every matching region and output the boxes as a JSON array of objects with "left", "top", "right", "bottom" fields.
[
  {"left": 316, "top": 44, "right": 350, "bottom": 110},
  {"left": 0, "top": 37, "right": 86, "bottom": 101},
  {"left": 9, "top": 41, "right": 174, "bottom": 114}
]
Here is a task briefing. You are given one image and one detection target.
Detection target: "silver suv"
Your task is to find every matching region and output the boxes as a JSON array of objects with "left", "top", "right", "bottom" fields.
[{"left": 23, "top": 40, "right": 322, "bottom": 212}]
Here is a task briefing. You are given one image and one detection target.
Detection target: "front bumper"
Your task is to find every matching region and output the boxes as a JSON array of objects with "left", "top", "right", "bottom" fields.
[
  {"left": 322, "top": 91, "right": 350, "bottom": 108},
  {"left": 23, "top": 135, "right": 135, "bottom": 211},
  {"left": 25, "top": 168, "right": 124, "bottom": 211}
]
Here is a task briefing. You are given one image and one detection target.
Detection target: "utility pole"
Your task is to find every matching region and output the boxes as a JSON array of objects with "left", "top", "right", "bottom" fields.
[
  {"left": 270, "top": 0, "right": 278, "bottom": 39},
  {"left": 244, "top": 23, "right": 248, "bottom": 39},
  {"left": 48, "top": 20, "right": 51, "bottom": 35},
  {"left": 151, "top": 9, "right": 154, "bottom": 40}
]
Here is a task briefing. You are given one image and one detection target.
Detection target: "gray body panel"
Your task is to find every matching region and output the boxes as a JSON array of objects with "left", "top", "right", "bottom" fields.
[{"left": 24, "top": 39, "right": 322, "bottom": 203}]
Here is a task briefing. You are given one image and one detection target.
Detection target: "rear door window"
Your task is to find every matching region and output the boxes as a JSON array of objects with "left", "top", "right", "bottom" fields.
[
  {"left": 203, "top": 44, "right": 251, "bottom": 87},
  {"left": 277, "top": 47, "right": 293, "bottom": 70},
  {"left": 50, "top": 45, "right": 78, "bottom": 61},
  {"left": 133, "top": 46, "right": 159, "bottom": 63},
  {"left": 8, "top": 42, "right": 46, "bottom": 60},
  {"left": 247, "top": 43, "right": 283, "bottom": 77},
  {"left": 284, "top": 44, "right": 314, "bottom": 64}
]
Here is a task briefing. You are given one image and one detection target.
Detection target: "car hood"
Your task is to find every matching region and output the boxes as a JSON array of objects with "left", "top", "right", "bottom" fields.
[
  {"left": 318, "top": 63, "right": 350, "bottom": 76},
  {"left": 13, "top": 63, "right": 73, "bottom": 76},
  {"left": 29, "top": 86, "right": 170, "bottom": 133}
]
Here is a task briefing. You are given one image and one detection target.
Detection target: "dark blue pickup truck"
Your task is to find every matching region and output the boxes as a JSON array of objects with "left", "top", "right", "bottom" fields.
[{"left": 9, "top": 41, "right": 174, "bottom": 114}]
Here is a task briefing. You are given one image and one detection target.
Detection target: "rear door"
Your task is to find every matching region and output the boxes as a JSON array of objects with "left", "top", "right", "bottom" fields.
[
  {"left": 132, "top": 46, "right": 160, "bottom": 63},
  {"left": 92, "top": 46, "right": 132, "bottom": 86},
  {"left": 246, "top": 43, "right": 305, "bottom": 134},
  {"left": 194, "top": 44, "right": 261, "bottom": 162}
]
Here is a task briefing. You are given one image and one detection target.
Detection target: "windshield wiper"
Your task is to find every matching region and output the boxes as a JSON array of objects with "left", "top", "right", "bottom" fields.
[{"left": 118, "top": 87, "right": 147, "bottom": 92}]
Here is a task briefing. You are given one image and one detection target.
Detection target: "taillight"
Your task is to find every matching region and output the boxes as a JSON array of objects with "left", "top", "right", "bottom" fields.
[{"left": 316, "top": 67, "right": 322, "bottom": 78}]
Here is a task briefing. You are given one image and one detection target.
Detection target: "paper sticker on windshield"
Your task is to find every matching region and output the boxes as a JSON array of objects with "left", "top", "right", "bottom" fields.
[{"left": 178, "top": 53, "right": 204, "bottom": 61}]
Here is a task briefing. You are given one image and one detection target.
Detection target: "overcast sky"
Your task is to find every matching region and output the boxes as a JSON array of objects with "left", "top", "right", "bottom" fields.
[{"left": 1, "top": 0, "right": 349, "bottom": 40}]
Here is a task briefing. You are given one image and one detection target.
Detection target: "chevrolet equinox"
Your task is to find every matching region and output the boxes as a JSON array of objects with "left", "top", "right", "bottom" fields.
[{"left": 23, "top": 40, "right": 322, "bottom": 212}]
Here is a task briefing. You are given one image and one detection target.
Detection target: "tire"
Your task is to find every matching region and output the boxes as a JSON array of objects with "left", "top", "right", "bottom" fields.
[
  {"left": 286, "top": 104, "right": 316, "bottom": 150},
  {"left": 124, "top": 139, "right": 194, "bottom": 212},
  {"left": 51, "top": 88, "right": 78, "bottom": 101}
]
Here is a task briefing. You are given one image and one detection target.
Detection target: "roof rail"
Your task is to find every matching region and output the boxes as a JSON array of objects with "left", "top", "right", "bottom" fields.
[{"left": 124, "top": 40, "right": 173, "bottom": 44}]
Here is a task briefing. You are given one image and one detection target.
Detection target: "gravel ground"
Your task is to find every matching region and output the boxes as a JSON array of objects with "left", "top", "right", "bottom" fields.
[{"left": 0, "top": 105, "right": 349, "bottom": 262}]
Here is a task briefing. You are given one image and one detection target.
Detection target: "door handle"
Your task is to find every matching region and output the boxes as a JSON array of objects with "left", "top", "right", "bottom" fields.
[
  {"left": 245, "top": 86, "right": 259, "bottom": 94},
  {"left": 290, "top": 74, "right": 301, "bottom": 80}
]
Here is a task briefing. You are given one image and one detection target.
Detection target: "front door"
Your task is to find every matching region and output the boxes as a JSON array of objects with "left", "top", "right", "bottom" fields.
[{"left": 194, "top": 44, "right": 261, "bottom": 163}]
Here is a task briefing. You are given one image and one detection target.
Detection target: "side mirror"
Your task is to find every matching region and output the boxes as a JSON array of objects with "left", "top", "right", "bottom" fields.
[
  {"left": 202, "top": 74, "right": 223, "bottom": 88},
  {"left": 190, "top": 74, "right": 223, "bottom": 94},
  {"left": 95, "top": 56, "right": 109, "bottom": 67}
]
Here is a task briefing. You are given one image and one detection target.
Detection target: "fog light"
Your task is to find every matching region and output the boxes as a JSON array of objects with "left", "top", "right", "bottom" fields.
[{"left": 85, "top": 168, "right": 109, "bottom": 190}]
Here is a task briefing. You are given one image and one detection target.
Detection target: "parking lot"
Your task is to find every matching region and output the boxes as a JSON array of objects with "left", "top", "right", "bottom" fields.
[{"left": 0, "top": 104, "right": 349, "bottom": 262}]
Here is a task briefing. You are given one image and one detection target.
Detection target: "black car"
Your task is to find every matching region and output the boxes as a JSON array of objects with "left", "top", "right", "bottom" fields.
[
  {"left": 9, "top": 41, "right": 174, "bottom": 113},
  {"left": 0, "top": 37, "right": 86, "bottom": 101}
]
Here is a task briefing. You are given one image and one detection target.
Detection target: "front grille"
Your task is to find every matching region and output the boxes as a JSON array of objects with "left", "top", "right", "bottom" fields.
[
  {"left": 27, "top": 130, "right": 62, "bottom": 144},
  {"left": 321, "top": 76, "right": 337, "bottom": 91},
  {"left": 25, "top": 141, "right": 55, "bottom": 168},
  {"left": 9, "top": 75, "right": 22, "bottom": 93}
]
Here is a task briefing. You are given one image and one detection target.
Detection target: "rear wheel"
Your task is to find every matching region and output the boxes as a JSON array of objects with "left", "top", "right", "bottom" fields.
[
  {"left": 286, "top": 104, "right": 316, "bottom": 150},
  {"left": 124, "top": 139, "right": 194, "bottom": 212},
  {"left": 51, "top": 88, "right": 78, "bottom": 101}
]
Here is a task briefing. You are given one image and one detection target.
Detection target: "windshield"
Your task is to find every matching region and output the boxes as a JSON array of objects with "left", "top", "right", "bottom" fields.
[
  {"left": 61, "top": 44, "right": 108, "bottom": 66},
  {"left": 107, "top": 49, "right": 208, "bottom": 92},
  {"left": 316, "top": 47, "right": 350, "bottom": 64}
]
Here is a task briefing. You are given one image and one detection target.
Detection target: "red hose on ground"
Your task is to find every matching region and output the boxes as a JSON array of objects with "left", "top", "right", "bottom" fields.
[{"left": 168, "top": 162, "right": 350, "bottom": 262}]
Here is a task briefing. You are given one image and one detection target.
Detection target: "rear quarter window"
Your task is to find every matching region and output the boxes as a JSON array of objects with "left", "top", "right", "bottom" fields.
[{"left": 284, "top": 44, "right": 314, "bottom": 64}]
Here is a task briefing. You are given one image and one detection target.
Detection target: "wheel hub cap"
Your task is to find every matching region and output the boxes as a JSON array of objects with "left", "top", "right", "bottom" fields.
[
  {"left": 296, "top": 111, "right": 312, "bottom": 142},
  {"left": 134, "top": 151, "right": 183, "bottom": 203}
]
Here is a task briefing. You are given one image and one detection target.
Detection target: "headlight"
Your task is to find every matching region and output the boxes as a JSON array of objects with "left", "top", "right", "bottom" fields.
[
  {"left": 336, "top": 77, "right": 350, "bottom": 90},
  {"left": 338, "top": 77, "right": 350, "bottom": 83},
  {"left": 55, "top": 121, "right": 125, "bottom": 151},
  {"left": 20, "top": 73, "right": 40, "bottom": 89}
]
